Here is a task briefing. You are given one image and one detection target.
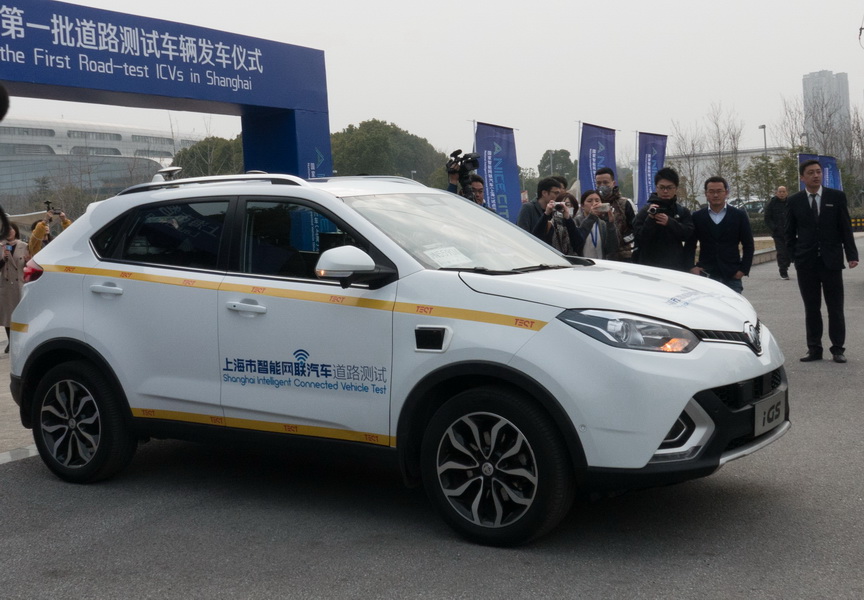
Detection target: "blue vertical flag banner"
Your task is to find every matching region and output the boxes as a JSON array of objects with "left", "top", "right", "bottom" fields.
[
  {"left": 475, "top": 122, "right": 521, "bottom": 223},
  {"left": 578, "top": 123, "right": 617, "bottom": 194},
  {"left": 798, "top": 154, "right": 843, "bottom": 191},
  {"left": 637, "top": 132, "right": 667, "bottom": 208}
]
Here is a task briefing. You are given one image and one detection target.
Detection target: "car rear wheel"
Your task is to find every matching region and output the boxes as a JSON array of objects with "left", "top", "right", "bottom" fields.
[
  {"left": 421, "top": 385, "right": 575, "bottom": 546},
  {"left": 31, "top": 361, "right": 137, "bottom": 483}
]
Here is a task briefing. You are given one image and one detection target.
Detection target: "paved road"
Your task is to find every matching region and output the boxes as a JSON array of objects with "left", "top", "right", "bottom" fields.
[{"left": 2, "top": 247, "right": 863, "bottom": 599}]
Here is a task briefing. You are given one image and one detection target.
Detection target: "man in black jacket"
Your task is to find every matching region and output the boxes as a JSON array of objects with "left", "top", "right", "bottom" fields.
[
  {"left": 633, "top": 167, "right": 694, "bottom": 271},
  {"left": 685, "top": 177, "right": 754, "bottom": 293},
  {"left": 786, "top": 159, "right": 859, "bottom": 363},
  {"left": 764, "top": 185, "right": 790, "bottom": 279}
]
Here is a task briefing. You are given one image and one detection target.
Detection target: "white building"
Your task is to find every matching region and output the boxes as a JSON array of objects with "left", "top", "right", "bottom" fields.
[{"left": 0, "top": 118, "right": 200, "bottom": 200}]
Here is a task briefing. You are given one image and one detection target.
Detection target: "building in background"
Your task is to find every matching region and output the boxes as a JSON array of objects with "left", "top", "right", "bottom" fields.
[
  {"left": 802, "top": 70, "right": 851, "bottom": 153},
  {"left": 1, "top": 118, "right": 200, "bottom": 215}
]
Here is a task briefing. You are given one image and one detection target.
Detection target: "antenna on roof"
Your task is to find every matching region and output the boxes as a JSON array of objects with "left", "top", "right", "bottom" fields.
[{"left": 152, "top": 166, "right": 183, "bottom": 182}]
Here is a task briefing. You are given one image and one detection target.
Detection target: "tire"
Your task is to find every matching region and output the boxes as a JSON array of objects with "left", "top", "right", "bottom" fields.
[
  {"left": 420, "top": 385, "right": 575, "bottom": 546},
  {"left": 31, "top": 361, "right": 137, "bottom": 483}
]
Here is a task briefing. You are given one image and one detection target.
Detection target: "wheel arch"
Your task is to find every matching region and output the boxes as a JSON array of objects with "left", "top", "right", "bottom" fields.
[
  {"left": 396, "top": 361, "right": 587, "bottom": 487},
  {"left": 16, "top": 338, "right": 131, "bottom": 430}
]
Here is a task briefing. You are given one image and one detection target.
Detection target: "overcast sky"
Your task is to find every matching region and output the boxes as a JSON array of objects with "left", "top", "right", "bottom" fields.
[{"left": 7, "top": 0, "right": 864, "bottom": 170}]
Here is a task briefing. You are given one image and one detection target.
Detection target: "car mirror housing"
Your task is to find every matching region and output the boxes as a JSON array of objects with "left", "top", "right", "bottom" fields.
[{"left": 316, "top": 245, "right": 393, "bottom": 288}]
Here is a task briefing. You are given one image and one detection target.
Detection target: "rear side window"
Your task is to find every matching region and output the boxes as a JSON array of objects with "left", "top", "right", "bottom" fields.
[{"left": 118, "top": 200, "right": 229, "bottom": 269}]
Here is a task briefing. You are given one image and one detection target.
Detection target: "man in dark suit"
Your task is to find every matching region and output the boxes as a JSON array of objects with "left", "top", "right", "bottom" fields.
[
  {"left": 685, "top": 176, "right": 754, "bottom": 293},
  {"left": 786, "top": 159, "right": 859, "bottom": 363}
]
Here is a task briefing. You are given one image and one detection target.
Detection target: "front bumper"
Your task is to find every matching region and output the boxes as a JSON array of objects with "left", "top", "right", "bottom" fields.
[{"left": 582, "top": 366, "right": 790, "bottom": 491}]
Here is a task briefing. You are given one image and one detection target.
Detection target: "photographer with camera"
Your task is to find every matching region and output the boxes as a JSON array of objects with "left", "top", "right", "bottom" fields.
[
  {"left": 574, "top": 190, "right": 619, "bottom": 259},
  {"left": 445, "top": 150, "right": 493, "bottom": 210},
  {"left": 29, "top": 203, "right": 73, "bottom": 256},
  {"left": 632, "top": 167, "right": 694, "bottom": 271},
  {"left": 516, "top": 178, "right": 585, "bottom": 254}
]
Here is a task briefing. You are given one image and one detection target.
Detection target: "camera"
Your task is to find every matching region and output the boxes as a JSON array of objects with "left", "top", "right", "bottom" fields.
[
  {"left": 596, "top": 203, "right": 611, "bottom": 213},
  {"left": 647, "top": 204, "right": 669, "bottom": 216},
  {"left": 554, "top": 202, "right": 565, "bottom": 212},
  {"left": 446, "top": 149, "right": 481, "bottom": 199}
]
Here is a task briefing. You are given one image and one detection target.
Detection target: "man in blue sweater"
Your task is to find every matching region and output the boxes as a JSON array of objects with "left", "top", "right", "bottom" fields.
[{"left": 684, "top": 176, "right": 754, "bottom": 293}]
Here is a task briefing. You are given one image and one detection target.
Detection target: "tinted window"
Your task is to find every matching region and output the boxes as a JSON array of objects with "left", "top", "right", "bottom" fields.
[
  {"left": 241, "top": 200, "right": 356, "bottom": 278},
  {"left": 119, "top": 200, "right": 229, "bottom": 269}
]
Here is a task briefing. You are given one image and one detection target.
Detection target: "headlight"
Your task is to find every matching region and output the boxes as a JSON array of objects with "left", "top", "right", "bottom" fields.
[{"left": 557, "top": 309, "right": 699, "bottom": 353}]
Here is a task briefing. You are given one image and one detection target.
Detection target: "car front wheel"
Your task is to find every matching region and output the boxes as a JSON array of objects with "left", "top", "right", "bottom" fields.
[
  {"left": 31, "top": 361, "right": 137, "bottom": 483},
  {"left": 421, "top": 385, "right": 575, "bottom": 546}
]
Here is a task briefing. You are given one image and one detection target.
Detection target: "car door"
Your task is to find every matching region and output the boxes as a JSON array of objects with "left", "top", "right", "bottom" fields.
[
  {"left": 217, "top": 197, "right": 395, "bottom": 446},
  {"left": 84, "top": 198, "right": 230, "bottom": 422}
]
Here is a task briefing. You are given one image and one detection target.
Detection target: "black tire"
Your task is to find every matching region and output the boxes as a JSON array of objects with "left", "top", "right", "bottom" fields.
[
  {"left": 420, "top": 385, "right": 575, "bottom": 546},
  {"left": 31, "top": 361, "right": 137, "bottom": 483}
]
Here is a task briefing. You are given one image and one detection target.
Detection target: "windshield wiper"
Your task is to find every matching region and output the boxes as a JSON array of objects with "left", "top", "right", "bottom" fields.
[
  {"left": 437, "top": 266, "right": 514, "bottom": 275},
  {"left": 510, "top": 264, "right": 572, "bottom": 273}
]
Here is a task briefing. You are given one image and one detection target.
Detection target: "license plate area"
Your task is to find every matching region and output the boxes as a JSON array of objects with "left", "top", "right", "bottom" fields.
[{"left": 753, "top": 392, "right": 787, "bottom": 436}]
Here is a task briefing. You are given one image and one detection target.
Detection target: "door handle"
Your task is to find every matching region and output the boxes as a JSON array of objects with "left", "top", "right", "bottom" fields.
[
  {"left": 226, "top": 301, "right": 267, "bottom": 314},
  {"left": 89, "top": 284, "right": 123, "bottom": 295}
]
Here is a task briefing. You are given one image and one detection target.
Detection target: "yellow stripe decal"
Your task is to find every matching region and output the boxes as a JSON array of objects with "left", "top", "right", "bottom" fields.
[
  {"left": 394, "top": 302, "right": 547, "bottom": 331},
  {"left": 10, "top": 322, "right": 28, "bottom": 333},
  {"left": 130, "top": 407, "right": 394, "bottom": 446},
  {"left": 37, "top": 263, "right": 547, "bottom": 330},
  {"left": 41, "top": 264, "right": 222, "bottom": 290}
]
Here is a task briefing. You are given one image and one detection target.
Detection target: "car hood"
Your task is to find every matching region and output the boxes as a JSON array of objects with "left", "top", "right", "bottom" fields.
[{"left": 458, "top": 260, "right": 757, "bottom": 331}]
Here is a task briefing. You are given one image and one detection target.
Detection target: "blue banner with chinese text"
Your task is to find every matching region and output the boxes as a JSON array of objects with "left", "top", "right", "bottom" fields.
[
  {"left": 637, "top": 132, "right": 667, "bottom": 208},
  {"left": 475, "top": 122, "right": 521, "bottom": 223},
  {"left": 578, "top": 123, "right": 616, "bottom": 195}
]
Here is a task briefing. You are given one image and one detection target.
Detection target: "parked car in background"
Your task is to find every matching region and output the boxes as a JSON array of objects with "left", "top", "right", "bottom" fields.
[{"left": 10, "top": 174, "right": 790, "bottom": 546}]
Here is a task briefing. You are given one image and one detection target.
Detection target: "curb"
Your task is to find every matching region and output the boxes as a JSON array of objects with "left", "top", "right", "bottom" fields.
[{"left": 0, "top": 444, "right": 38, "bottom": 465}]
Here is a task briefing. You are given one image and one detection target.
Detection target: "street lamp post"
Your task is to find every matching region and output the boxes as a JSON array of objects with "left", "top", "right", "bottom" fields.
[{"left": 758, "top": 124, "right": 768, "bottom": 201}]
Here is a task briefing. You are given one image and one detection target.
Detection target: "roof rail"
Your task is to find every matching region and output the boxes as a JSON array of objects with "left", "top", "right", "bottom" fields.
[
  {"left": 308, "top": 175, "right": 426, "bottom": 186},
  {"left": 117, "top": 173, "right": 309, "bottom": 196}
]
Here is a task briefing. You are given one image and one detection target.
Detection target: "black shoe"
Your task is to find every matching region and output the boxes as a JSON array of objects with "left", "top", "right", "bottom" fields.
[
  {"left": 800, "top": 352, "right": 823, "bottom": 362},
  {"left": 832, "top": 353, "right": 847, "bottom": 363},
  {"left": 780, "top": 271, "right": 789, "bottom": 280}
]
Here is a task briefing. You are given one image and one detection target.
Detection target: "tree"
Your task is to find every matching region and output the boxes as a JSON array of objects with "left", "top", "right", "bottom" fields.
[
  {"left": 537, "top": 149, "right": 576, "bottom": 182},
  {"left": 330, "top": 119, "right": 447, "bottom": 185},
  {"left": 668, "top": 120, "right": 705, "bottom": 209},
  {"left": 171, "top": 135, "right": 244, "bottom": 177}
]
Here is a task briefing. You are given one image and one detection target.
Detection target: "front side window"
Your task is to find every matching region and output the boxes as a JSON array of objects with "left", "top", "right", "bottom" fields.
[
  {"left": 241, "top": 200, "right": 357, "bottom": 278},
  {"left": 118, "top": 200, "right": 229, "bottom": 269}
]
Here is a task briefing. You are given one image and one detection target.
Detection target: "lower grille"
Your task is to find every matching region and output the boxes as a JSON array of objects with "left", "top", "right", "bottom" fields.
[{"left": 710, "top": 368, "right": 782, "bottom": 410}]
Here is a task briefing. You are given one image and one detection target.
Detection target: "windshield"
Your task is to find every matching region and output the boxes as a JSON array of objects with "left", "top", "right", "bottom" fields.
[{"left": 342, "top": 193, "right": 571, "bottom": 272}]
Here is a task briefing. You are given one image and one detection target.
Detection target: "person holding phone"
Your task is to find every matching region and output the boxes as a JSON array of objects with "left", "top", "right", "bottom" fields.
[
  {"left": 574, "top": 190, "right": 619, "bottom": 259},
  {"left": 1, "top": 223, "right": 30, "bottom": 352},
  {"left": 28, "top": 210, "right": 73, "bottom": 256}
]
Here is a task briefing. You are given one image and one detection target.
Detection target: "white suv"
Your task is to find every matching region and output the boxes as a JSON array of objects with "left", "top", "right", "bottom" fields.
[{"left": 10, "top": 174, "right": 789, "bottom": 546}]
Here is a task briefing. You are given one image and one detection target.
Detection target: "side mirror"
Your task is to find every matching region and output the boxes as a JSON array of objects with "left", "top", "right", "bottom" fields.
[{"left": 315, "top": 246, "right": 394, "bottom": 288}]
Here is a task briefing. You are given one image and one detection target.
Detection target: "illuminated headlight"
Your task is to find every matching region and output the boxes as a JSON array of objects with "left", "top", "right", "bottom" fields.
[{"left": 557, "top": 309, "right": 699, "bottom": 353}]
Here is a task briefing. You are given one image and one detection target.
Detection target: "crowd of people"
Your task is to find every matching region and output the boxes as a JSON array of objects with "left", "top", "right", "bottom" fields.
[{"left": 449, "top": 161, "right": 859, "bottom": 364}]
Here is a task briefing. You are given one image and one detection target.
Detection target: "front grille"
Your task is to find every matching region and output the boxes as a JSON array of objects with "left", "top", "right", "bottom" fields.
[
  {"left": 693, "top": 321, "right": 762, "bottom": 355},
  {"left": 710, "top": 368, "right": 782, "bottom": 410}
]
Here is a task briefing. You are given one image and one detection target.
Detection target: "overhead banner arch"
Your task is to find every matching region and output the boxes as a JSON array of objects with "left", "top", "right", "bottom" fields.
[{"left": 0, "top": 0, "right": 332, "bottom": 176}]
